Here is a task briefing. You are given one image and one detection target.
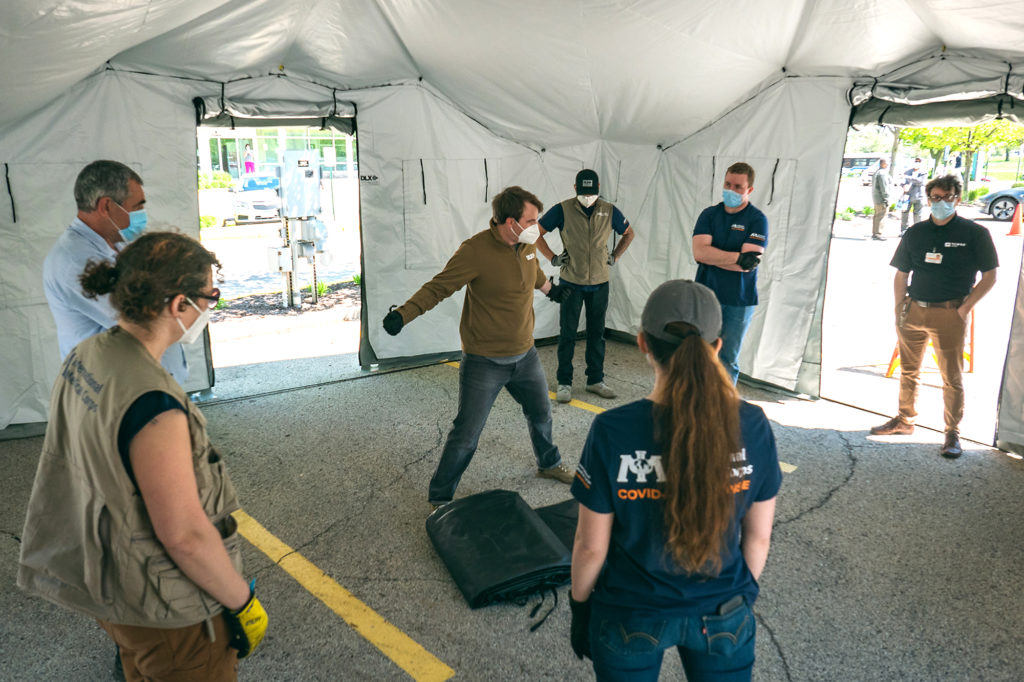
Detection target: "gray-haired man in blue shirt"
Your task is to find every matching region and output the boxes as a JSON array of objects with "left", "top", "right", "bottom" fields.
[{"left": 43, "top": 160, "right": 188, "bottom": 385}]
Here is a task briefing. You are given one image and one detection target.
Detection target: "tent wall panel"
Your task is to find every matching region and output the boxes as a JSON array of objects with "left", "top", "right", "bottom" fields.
[{"left": 0, "top": 71, "right": 226, "bottom": 424}]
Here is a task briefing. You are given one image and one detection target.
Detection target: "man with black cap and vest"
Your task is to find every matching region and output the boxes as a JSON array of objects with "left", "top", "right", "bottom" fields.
[{"left": 536, "top": 169, "right": 636, "bottom": 404}]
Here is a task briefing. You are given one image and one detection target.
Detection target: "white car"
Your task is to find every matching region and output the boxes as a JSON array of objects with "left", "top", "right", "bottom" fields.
[{"left": 226, "top": 175, "right": 281, "bottom": 224}]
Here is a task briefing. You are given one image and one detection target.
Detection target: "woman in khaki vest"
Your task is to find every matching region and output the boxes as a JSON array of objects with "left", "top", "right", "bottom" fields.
[{"left": 19, "top": 232, "right": 266, "bottom": 681}]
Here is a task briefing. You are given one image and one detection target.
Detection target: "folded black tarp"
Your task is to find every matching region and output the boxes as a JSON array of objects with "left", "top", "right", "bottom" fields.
[{"left": 425, "top": 490, "right": 578, "bottom": 608}]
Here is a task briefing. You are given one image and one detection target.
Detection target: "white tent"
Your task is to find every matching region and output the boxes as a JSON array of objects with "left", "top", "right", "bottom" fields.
[{"left": 2, "top": 1, "right": 1023, "bottom": 448}]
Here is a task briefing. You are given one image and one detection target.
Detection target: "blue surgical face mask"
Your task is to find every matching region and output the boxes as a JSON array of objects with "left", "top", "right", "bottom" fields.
[
  {"left": 723, "top": 189, "right": 744, "bottom": 209},
  {"left": 111, "top": 201, "right": 148, "bottom": 242},
  {"left": 930, "top": 200, "right": 956, "bottom": 221}
]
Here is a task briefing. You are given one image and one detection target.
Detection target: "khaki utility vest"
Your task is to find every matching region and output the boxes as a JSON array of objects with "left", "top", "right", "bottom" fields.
[
  {"left": 18, "top": 327, "right": 242, "bottom": 627},
  {"left": 558, "top": 197, "right": 615, "bottom": 285}
]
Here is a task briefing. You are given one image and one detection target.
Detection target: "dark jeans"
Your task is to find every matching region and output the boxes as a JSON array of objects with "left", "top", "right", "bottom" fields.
[
  {"left": 590, "top": 598, "right": 756, "bottom": 682},
  {"left": 557, "top": 282, "right": 609, "bottom": 385},
  {"left": 718, "top": 304, "right": 755, "bottom": 384},
  {"left": 428, "top": 348, "right": 561, "bottom": 503}
]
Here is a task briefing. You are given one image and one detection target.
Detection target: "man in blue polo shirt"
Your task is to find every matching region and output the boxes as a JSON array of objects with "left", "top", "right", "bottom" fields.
[
  {"left": 43, "top": 160, "right": 189, "bottom": 385},
  {"left": 535, "top": 169, "right": 635, "bottom": 403},
  {"left": 692, "top": 162, "right": 768, "bottom": 383}
]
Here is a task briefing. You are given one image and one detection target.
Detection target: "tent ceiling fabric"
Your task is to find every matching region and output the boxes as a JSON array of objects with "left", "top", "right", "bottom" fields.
[{"left": 3, "top": 1, "right": 1024, "bottom": 143}]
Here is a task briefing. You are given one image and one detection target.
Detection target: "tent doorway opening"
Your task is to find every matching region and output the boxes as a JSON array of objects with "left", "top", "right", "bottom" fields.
[
  {"left": 821, "top": 122, "right": 1024, "bottom": 445},
  {"left": 195, "top": 124, "right": 363, "bottom": 400}
]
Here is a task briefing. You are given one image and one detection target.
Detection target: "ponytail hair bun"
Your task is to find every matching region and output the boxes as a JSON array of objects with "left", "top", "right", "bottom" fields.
[{"left": 79, "top": 260, "right": 120, "bottom": 299}]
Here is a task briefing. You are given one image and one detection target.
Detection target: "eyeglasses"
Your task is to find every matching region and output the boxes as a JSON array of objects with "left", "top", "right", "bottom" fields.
[
  {"left": 929, "top": 193, "right": 957, "bottom": 202},
  {"left": 189, "top": 288, "right": 221, "bottom": 309}
]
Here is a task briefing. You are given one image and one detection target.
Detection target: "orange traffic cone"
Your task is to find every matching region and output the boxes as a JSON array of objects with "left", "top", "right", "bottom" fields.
[{"left": 1009, "top": 203, "right": 1023, "bottom": 237}]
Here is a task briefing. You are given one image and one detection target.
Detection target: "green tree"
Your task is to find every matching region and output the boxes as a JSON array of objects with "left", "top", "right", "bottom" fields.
[{"left": 899, "top": 120, "right": 1024, "bottom": 195}]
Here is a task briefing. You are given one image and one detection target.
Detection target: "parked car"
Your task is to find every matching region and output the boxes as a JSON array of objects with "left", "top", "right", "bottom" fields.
[
  {"left": 227, "top": 174, "right": 281, "bottom": 224},
  {"left": 981, "top": 187, "right": 1024, "bottom": 221}
]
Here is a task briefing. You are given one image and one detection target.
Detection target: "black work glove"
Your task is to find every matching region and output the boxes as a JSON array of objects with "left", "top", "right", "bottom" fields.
[
  {"left": 546, "top": 277, "right": 571, "bottom": 304},
  {"left": 569, "top": 596, "right": 592, "bottom": 660},
  {"left": 552, "top": 251, "right": 570, "bottom": 267},
  {"left": 382, "top": 305, "right": 404, "bottom": 336},
  {"left": 736, "top": 251, "right": 761, "bottom": 271}
]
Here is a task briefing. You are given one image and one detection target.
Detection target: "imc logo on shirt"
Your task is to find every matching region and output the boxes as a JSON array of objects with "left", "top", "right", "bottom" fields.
[
  {"left": 749, "top": 233, "right": 766, "bottom": 241},
  {"left": 944, "top": 242, "right": 966, "bottom": 248},
  {"left": 616, "top": 450, "right": 665, "bottom": 483},
  {"left": 730, "top": 224, "right": 745, "bottom": 232}
]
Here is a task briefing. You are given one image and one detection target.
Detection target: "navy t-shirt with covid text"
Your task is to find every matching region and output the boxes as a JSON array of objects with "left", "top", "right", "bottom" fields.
[
  {"left": 571, "top": 399, "right": 782, "bottom": 615},
  {"left": 693, "top": 203, "right": 768, "bottom": 307}
]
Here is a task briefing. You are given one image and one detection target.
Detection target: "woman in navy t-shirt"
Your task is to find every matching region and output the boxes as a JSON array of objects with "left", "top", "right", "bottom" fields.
[{"left": 570, "top": 279, "right": 781, "bottom": 681}]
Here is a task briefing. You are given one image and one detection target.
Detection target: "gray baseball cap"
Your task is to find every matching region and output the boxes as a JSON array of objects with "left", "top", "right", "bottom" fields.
[{"left": 641, "top": 279, "right": 722, "bottom": 344}]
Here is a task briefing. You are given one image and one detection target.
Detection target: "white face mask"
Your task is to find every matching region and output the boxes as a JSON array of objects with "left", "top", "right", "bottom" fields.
[
  {"left": 515, "top": 221, "right": 540, "bottom": 245},
  {"left": 577, "top": 194, "right": 598, "bottom": 208},
  {"left": 176, "top": 298, "right": 212, "bottom": 344}
]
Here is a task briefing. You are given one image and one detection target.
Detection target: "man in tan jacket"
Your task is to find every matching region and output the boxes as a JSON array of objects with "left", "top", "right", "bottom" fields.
[{"left": 383, "top": 186, "right": 574, "bottom": 507}]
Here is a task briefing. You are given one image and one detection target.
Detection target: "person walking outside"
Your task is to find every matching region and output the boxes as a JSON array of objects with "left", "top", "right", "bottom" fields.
[
  {"left": 568, "top": 279, "right": 781, "bottom": 680},
  {"left": 871, "top": 158, "right": 891, "bottom": 241}
]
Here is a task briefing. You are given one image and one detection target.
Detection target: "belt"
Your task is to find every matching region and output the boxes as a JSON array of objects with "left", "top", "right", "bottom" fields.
[{"left": 912, "top": 298, "right": 962, "bottom": 309}]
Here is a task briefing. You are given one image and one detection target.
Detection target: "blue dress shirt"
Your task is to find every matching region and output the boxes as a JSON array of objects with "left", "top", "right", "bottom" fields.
[{"left": 42, "top": 218, "right": 189, "bottom": 385}]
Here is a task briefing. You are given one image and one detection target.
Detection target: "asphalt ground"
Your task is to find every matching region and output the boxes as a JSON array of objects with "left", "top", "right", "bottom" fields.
[{"left": 3, "top": 341, "right": 1024, "bottom": 681}]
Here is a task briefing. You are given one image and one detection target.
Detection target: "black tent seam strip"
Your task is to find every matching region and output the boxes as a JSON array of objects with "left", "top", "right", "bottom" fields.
[
  {"left": 4, "top": 163, "right": 15, "bottom": 222},
  {"left": 420, "top": 159, "right": 426, "bottom": 204},
  {"left": 483, "top": 159, "right": 488, "bottom": 202},
  {"left": 710, "top": 156, "right": 716, "bottom": 204},
  {"left": 769, "top": 158, "right": 779, "bottom": 205}
]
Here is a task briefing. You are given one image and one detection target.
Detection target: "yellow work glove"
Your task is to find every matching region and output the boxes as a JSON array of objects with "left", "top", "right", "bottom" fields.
[{"left": 224, "top": 581, "right": 268, "bottom": 659}]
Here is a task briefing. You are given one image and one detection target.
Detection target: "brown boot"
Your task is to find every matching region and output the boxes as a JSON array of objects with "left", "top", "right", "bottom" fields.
[
  {"left": 941, "top": 431, "right": 962, "bottom": 459},
  {"left": 870, "top": 416, "right": 914, "bottom": 436}
]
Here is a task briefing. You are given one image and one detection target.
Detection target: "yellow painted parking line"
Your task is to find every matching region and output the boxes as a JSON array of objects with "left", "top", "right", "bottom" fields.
[
  {"left": 442, "top": 361, "right": 795, "bottom": 472},
  {"left": 233, "top": 510, "right": 454, "bottom": 682}
]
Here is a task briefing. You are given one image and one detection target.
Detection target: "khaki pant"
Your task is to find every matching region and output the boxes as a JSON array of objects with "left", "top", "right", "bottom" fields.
[
  {"left": 872, "top": 203, "right": 887, "bottom": 236},
  {"left": 98, "top": 614, "right": 237, "bottom": 682},
  {"left": 896, "top": 301, "right": 966, "bottom": 433}
]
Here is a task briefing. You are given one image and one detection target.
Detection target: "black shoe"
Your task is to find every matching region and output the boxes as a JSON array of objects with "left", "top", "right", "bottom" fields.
[
  {"left": 113, "top": 647, "right": 125, "bottom": 682},
  {"left": 941, "top": 432, "right": 963, "bottom": 459},
  {"left": 871, "top": 235, "right": 885, "bottom": 241}
]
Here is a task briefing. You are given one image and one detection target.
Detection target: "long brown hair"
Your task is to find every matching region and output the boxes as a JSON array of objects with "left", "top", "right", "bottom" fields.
[{"left": 648, "top": 321, "right": 740, "bottom": 575}]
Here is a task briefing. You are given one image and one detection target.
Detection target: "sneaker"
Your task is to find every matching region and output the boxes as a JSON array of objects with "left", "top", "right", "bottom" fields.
[
  {"left": 871, "top": 235, "right": 886, "bottom": 241},
  {"left": 941, "top": 431, "right": 963, "bottom": 459},
  {"left": 556, "top": 384, "right": 572, "bottom": 403},
  {"left": 537, "top": 463, "right": 575, "bottom": 485},
  {"left": 869, "top": 416, "right": 914, "bottom": 436},
  {"left": 585, "top": 382, "right": 616, "bottom": 399}
]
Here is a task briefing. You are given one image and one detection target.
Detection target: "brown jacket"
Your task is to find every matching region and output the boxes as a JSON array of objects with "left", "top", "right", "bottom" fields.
[{"left": 396, "top": 222, "right": 547, "bottom": 356}]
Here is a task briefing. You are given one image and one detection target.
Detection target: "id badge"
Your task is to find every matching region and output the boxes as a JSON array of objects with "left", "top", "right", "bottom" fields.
[{"left": 924, "top": 251, "right": 943, "bottom": 264}]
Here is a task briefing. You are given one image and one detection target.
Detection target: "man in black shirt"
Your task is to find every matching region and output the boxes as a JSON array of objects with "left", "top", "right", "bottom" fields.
[{"left": 870, "top": 175, "right": 998, "bottom": 458}]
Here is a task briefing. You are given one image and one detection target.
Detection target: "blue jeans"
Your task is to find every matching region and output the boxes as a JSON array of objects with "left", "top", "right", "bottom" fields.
[
  {"left": 590, "top": 599, "right": 756, "bottom": 682},
  {"left": 556, "top": 282, "right": 609, "bottom": 386},
  {"left": 718, "top": 304, "right": 755, "bottom": 384},
  {"left": 428, "top": 347, "right": 561, "bottom": 503}
]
